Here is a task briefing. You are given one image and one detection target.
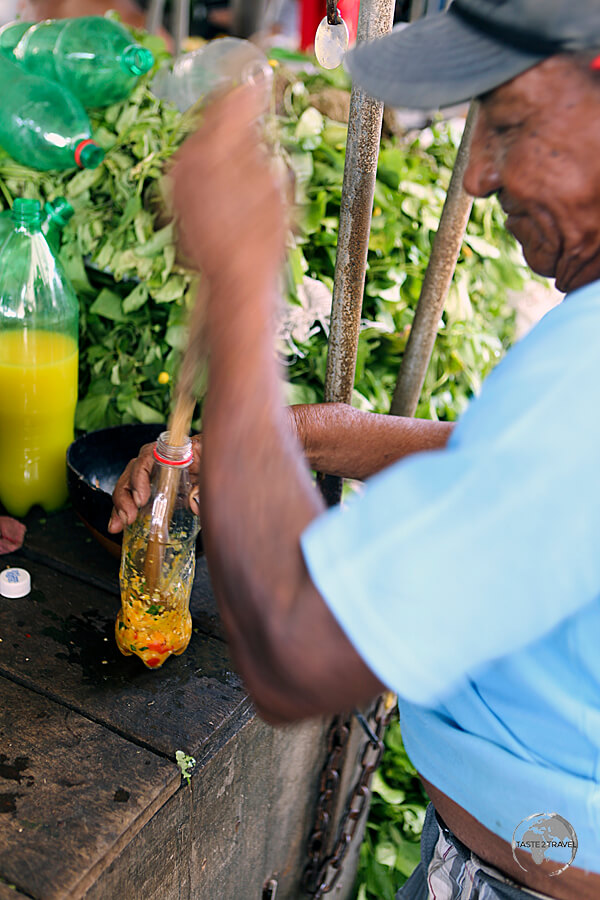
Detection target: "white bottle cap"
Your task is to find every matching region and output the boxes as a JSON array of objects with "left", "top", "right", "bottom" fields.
[{"left": 0, "top": 567, "right": 31, "bottom": 598}]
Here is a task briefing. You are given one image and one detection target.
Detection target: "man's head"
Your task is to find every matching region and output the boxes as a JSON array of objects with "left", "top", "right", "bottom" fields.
[
  {"left": 463, "top": 54, "right": 600, "bottom": 293},
  {"left": 346, "top": 0, "right": 600, "bottom": 292}
]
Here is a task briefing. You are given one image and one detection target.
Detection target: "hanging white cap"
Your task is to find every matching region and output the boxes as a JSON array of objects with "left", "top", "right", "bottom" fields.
[{"left": 0, "top": 567, "right": 31, "bottom": 598}]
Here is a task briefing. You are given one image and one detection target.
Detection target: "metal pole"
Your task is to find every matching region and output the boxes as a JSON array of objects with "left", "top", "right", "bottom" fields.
[
  {"left": 232, "top": 0, "right": 268, "bottom": 38},
  {"left": 173, "top": 0, "right": 191, "bottom": 56},
  {"left": 145, "top": 0, "right": 166, "bottom": 37},
  {"left": 390, "top": 102, "right": 477, "bottom": 417},
  {"left": 318, "top": 0, "right": 396, "bottom": 506}
]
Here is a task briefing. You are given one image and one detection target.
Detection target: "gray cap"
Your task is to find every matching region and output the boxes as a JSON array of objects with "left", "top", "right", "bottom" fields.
[{"left": 345, "top": 0, "right": 600, "bottom": 110}]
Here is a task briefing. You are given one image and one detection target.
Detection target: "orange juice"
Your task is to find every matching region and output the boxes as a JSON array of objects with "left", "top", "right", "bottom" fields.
[{"left": 0, "top": 329, "right": 78, "bottom": 516}]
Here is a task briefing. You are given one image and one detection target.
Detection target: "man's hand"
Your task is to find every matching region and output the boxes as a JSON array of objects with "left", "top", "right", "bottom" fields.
[
  {"left": 108, "top": 437, "right": 201, "bottom": 534},
  {"left": 170, "top": 85, "right": 286, "bottom": 299},
  {"left": 0, "top": 517, "right": 26, "bottom": 554}
]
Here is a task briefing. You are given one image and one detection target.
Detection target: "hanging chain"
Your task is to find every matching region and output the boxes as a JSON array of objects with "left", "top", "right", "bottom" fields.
[{"left": 303, "top": 693, "right": 396, "bottom": 898}]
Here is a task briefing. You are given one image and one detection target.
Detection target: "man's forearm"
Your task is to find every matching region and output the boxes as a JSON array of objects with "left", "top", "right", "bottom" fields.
[
  {"left": 199, "top": 277, "right": 331, "bottom": 719},
  {"left": 170, "top": 89, "right": 388, "bottom": 720},
  {"left": 290, "top": 403, "right": 454, "bottom": 480}
]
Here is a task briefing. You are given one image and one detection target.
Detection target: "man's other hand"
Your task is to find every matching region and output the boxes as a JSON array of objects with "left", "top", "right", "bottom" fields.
[{"left": 108, "top": 437, "right": 202, "bottom": 534}]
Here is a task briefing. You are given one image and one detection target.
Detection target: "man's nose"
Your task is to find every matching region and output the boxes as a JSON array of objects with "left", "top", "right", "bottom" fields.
[{"left": 462, "top": 113, "right": 501, "bottom": 198}]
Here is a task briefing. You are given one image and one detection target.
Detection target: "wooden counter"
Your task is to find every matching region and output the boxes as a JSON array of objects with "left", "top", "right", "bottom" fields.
[{"left": 0, "top": 508, "right": 364, "bottom": 899}]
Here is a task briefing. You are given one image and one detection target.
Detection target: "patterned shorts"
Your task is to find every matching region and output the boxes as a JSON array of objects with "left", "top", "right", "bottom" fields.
[{"left": 397, "top": 805, "right": 555, "bottom": 900}]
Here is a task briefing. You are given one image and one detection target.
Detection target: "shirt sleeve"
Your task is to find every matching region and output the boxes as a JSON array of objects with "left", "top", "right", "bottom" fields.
[{"left": 301, "top": 292, "right": 600, "bottom": 706}]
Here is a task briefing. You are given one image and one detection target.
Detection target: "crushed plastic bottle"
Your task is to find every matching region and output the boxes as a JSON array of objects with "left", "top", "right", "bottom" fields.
[
  {"left": 2, "top": 16, "right": 154, "bottom": 107},
  {"left": 0, "top": 199, "right": 79, "bottom": 516},
  {"left": 151, "top": 37, "right": 272, "bottom": 112},
  {"left": 0, "top": 53, "right": 104, "bottom": 170},
  {"left": 0, "top": 197, "right": 74, "bottom": 255}
]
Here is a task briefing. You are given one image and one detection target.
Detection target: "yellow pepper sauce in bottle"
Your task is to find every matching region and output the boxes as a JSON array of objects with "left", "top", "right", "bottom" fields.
[{"left": 115, "top": 433, "right": 199, "bottom": 668}]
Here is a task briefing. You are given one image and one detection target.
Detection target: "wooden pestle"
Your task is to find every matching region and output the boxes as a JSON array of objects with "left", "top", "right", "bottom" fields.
[{"left": 143, "top": 278, "right": 207, "bottom": 596}]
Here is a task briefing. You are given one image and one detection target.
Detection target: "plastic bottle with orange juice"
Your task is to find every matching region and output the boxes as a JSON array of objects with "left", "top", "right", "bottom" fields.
[{"left": 0, "top": 198, "right": 78, "bottom": 516}]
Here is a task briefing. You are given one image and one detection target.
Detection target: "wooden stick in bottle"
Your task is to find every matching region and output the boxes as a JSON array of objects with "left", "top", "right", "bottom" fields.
[{"left": 143, "top": 278, "right": 207, "bottom": 596}]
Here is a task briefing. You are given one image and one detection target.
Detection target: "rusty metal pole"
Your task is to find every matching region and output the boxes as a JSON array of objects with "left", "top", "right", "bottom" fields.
[
  {"left": 318, "top": 0, "right": 396, "bottom": 506},
  {"left": 390, "top": 102, "right": 477, "bottom": 417}
]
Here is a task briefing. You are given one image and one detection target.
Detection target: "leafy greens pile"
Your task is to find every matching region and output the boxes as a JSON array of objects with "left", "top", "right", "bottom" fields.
[
  {"left": 0, "top": 43, "right": 532, "bottom": 434},
  {"left": 276, "top": 64, "right": 531, "bottom": 420}
]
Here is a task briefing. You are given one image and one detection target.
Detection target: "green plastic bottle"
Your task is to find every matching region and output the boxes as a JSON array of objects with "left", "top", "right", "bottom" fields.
[
  {"left": 42, "top": 197, "right": 75, "bottom": 255},
  {"left": 0, "top": 20, "right": 29, "bottom": 53},
  {"left": 0, "top": 53, "right": 104, "bottom": 171},
  {"left": 0, "top": 199, "right": 79, "bottom": 517},
  {"left": 5, "top": 16, "right": 154, "bottom": 108},
  {"left": 0, "top": 197, "right": 74, "bottom": 255}
]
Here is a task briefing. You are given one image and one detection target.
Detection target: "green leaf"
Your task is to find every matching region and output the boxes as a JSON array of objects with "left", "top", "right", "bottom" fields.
[
  {"left": 134, "top": 223, "right": 175, "bottom": 257},
  {"left": 128, "top": 398, "right": 164, "bottom": 424},
  {"left": 89, "top": 289, "right": 126, "bottom": 322},
  {"left": 371, "top": 770, "right": 406, "bottom": 806},
  {"left": 150, "top": 276, "right": 187, "bottom": 304},
  {"left": 122, "top": 283, "right": 149, "bottom": 313},
  {"left": 464, "top": 232, "right": 502, "bottom": 259},
  {"left": 65, "top": 166, "right": 104, "bottom": 198},
  {"left": 75, "top": 394, "right": 110, "bottom": 431},
  {"left": 296, "top": 107, "right": 324, "bottom": 140}
]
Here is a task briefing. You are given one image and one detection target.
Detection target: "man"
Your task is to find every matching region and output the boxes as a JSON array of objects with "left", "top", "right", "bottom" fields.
[{"left": 111, "top": 0, "right": 600, "bottom": 896}]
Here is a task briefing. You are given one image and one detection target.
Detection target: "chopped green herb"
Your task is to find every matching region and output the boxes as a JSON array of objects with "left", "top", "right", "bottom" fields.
[{"left": 175, "top": 750, "right": 196, "bottom": 786}]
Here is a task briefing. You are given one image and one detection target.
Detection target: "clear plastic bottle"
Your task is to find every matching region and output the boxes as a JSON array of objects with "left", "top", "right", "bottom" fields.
[
  {"left": 0, "top": 53, "right": 104, "bottom": 171},
  {"left": 116, "top": 433, "right": 200, "bottom": 669},
  {"left": 151, "top": 37, "right": 272, "bottom": 112},
  {"left": 6, "top": 17, "right": 154, "bottom": 108},
  {"left": 0, "top": 199, "right": 79, "bottom": 516},
  {"left": 0, "top": 197, "right": 74, "bottom": 255}
]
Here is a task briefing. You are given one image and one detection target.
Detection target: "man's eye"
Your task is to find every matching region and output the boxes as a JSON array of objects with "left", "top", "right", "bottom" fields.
[{"left": 495, "top": 121, "right": 523, "bottom": 135}]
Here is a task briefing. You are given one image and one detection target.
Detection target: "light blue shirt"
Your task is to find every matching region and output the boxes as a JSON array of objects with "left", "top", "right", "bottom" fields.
[{"left": 301, "top": 279, "right": 600, "bottom": 872}]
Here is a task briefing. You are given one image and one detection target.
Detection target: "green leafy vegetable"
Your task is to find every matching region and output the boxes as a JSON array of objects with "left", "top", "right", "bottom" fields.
[{"left": 0, "top": 46, "right": 534, "bottom": 434}]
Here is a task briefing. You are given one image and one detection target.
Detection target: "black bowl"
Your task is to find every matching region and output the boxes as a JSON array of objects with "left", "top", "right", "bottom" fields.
[{"left": 67, "top": 424, "right": 165, "bottom": 557}]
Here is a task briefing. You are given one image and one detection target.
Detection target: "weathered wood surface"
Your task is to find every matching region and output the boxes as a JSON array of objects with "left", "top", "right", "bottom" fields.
[
  {"left": 0, "top": 554, "right": 248, "bottom": 759},
  {"left": 0, "top": 508, "right": 364, "bottom": 899},
  {"left": 83, "top": 714, "right": 331, "bottom": 900},
  {"left": 0, "top": 882, "right": 31, "bottom": 900},
  {"left": 0, "top": 677, "right": 178, "bottom": 900},
  {"left": 20, "top": 508, "right": 222, "bottom": 640}
]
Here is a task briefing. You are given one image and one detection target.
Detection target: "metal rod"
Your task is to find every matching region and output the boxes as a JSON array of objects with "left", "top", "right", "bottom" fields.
[
  {"left": 318, "top": 0, "right": 396, "bottom": 506},
  {"left": 173, "top": 0, "right": 191, "bottom": 57},
  {"left": 145, "top": 0, "right": 166, "bottom": 36},
  {"left": 232, "top": 0, "right": 268, "bottom": 38},
  {"left": 390, "top": 102, "right": 477, "bottom": 418}
]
